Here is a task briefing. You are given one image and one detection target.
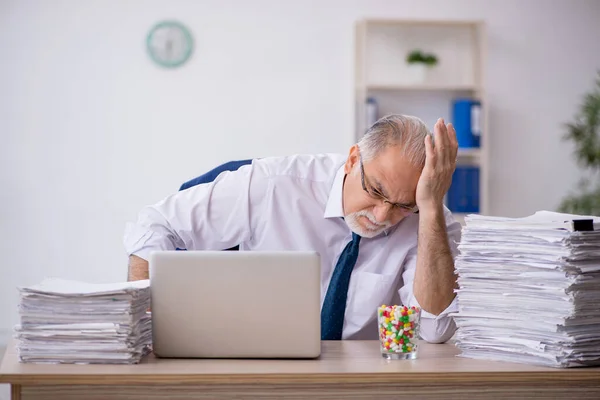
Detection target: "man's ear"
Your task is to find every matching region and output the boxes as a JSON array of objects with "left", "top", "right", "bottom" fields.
[{"left": 344, "top": 144, "right": 360, "bottom": 175}]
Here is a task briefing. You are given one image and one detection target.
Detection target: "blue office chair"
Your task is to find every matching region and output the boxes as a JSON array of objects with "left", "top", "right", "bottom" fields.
[
  {"left": 179, "top": 159, "right": 253, "bottom": 192},
  {"left": 179, "top": 159, "right": 253, "bottom": 250}
]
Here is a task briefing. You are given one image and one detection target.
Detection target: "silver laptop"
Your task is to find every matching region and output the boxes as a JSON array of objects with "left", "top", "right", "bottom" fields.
[{"left": 149, "top": 250, "right": 322, "bottom": 359}]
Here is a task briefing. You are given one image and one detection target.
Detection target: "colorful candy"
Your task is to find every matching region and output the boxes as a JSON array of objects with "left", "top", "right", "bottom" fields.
[{"left": 378, "top": 305, "right": 421, "bottom": 355}]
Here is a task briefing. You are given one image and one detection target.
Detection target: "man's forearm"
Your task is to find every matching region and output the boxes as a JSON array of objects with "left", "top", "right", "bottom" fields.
[
  {"left": 413, "top": 206, "right": 457, "bottom": 315},
  {"left": 128, "top": 255, "right": 149, "bottom": 281}
]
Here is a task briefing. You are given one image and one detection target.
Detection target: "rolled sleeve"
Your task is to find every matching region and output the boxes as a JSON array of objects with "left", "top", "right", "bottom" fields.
[
  {"left": 410, "top": 293, "right": 457, "bottom": 344},
  {"left": 123, "top": 161, "right": 270, "bottom": 259},
  {"left": 123, "top": 218, "right": 179, "bottom": 261},
  {"left": 398, "top": 208, "right": 462, "bottom": 344},
  {"left": 399, "top": 268, "right": 458, "bottom": 343}
]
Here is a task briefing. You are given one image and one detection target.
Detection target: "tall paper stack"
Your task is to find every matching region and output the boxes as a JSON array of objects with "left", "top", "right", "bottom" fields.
[
  {"left": 15, "top": 278, "right": 152, "bottom": 364},
  {"left": 453, "top": 211, "right": 600, "bottom": 368}
]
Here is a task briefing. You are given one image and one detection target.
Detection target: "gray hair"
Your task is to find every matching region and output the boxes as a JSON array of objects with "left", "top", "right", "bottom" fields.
[{"left": 357, "top": 114, "right": 431, "bottom": 168}]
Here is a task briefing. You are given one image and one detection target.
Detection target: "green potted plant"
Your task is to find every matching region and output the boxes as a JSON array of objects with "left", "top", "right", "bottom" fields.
[
  {"left": 559, "top": 71, "right": 600, "bottom": 216},
  {"left": 405, "top": 49, "right": 438, "bottom": 84}
]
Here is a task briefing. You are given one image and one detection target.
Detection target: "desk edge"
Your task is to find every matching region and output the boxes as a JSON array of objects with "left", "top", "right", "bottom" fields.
[{"left": 2, "top": 371, "right": 600, "bottom": 386}]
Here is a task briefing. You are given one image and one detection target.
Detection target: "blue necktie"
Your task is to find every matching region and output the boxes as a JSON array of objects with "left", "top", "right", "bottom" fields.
[{"left": 321, "top": 232, "right": 362, "bottom": 340}]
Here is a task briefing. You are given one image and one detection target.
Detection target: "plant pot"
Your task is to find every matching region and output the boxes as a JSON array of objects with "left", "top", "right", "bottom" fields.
[{"left": 405, "top": 63, "right": 428, "bottom": 84}]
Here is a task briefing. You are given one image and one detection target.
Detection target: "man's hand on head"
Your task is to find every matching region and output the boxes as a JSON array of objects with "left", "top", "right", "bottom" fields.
[
  {"left": 412, "top": 118, "right": 459, "bottom": 317},
  {"left": 415, "top": 118, "right": 459, "bottom": 213}
]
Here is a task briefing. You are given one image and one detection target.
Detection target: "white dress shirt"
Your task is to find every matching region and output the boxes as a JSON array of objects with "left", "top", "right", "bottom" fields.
[{"left": 124, "top": 153, "right": 461, "bottom": 343}]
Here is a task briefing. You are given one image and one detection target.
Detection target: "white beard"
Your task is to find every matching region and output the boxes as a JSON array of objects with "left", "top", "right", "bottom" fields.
[{"left": 344, "top": 210, "right": 393, "bottom": 238}]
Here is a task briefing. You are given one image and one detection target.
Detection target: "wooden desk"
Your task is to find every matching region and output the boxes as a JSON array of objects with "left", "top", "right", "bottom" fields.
[{"left": 2, "top": 340, "right": 600, "bottom": 399}]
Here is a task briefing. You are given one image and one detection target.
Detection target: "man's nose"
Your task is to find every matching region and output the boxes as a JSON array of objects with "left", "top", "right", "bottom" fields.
[{"left": 372, "top": 203, "right": 392, "bottom": 223}]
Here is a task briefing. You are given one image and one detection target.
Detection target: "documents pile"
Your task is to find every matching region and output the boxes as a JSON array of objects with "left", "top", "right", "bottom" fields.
[
  {"left": 453, "top": 211, "right": 600, "bottom": 368},
  {"left": 15, "top": 278, "right": 152, "bottom": 364}
]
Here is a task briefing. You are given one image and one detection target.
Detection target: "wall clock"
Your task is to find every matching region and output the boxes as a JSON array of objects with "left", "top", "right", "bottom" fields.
[{"left": 146, "top": 21, "right": 194, "bottom": 68}]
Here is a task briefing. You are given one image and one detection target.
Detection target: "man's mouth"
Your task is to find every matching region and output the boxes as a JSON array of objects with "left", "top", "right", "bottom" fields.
[{"left": 361, "top": 216, "right": 382, "bottom": 231}]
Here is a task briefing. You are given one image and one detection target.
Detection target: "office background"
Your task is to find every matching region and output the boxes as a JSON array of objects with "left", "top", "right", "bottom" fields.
[{"left": 1, "top": 0, "right": 599, "bottom": 394}]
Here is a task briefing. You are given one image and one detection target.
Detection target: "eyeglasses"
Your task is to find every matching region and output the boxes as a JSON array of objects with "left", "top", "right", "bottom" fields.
[{"left": 358, "top": 153, "right": 419, "bottom": 215}]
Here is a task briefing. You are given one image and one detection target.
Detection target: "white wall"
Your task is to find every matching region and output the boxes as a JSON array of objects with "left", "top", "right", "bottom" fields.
[{"left": 1, "top": 0, "right": 600, "bottom": 352}]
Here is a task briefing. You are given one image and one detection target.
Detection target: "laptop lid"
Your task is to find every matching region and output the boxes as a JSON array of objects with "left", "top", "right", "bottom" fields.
[{"left": 149, "top": 251, "right": 321, "bottom": 358}]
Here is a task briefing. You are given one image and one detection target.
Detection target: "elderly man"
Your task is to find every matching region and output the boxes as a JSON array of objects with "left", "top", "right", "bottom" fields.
[{"left": 124, "top": 114, "right": 461, "bottom": 343}]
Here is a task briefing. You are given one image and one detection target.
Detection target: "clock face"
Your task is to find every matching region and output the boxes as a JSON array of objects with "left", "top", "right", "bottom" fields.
[{"left": 146, "top": 21, "right": 193, "bottom": 68}]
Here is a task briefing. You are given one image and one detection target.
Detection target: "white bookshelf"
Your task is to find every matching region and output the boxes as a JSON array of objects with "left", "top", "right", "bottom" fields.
[
  {"left": 366, "top": 84, "right": 480, "bottom": 91},
  {"left": 354, "top": 19, "right": 489, "bottom": 221}
]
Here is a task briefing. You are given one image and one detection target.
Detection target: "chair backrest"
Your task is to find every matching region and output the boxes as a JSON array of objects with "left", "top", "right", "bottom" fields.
[{"left": 179, "top": 159, "right": 253, "bottom": 191}]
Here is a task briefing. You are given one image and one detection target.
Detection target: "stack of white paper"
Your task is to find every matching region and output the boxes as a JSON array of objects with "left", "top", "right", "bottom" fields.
[
  {"left": 453, "top": 211, "right": 600, "bottom": 368},
  {"left": 14, "top": 278, "right": 152, "bottom": 364}
]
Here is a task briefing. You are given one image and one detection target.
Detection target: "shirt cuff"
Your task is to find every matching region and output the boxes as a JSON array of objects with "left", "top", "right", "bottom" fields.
[
  {"left": 408, "top": 295, "right": 458, "bottom": 344},
  {"left": 123, "top": 222, "right": 175, "bottom": 260},
  {"left": 420, "top": 295, "right": 458, "bottom": 320}
]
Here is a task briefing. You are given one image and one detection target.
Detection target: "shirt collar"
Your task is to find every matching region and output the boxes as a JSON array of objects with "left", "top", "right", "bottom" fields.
[{"left": 324, "top": 165, "right": 346, "bottom": 219}]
